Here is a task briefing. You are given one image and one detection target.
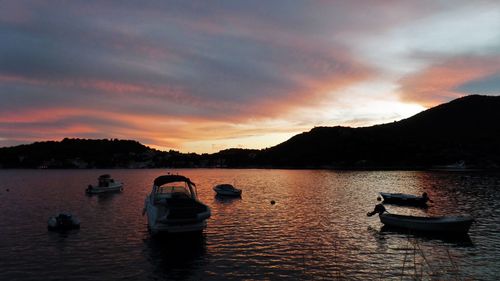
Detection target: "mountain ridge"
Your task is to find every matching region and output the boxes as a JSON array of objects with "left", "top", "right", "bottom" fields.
[
  {"left": 1, "top": 95, "right": 499, "bottom": 169},
  {"left": 257, "top": 95, "right": 500, "bottom": 168}
]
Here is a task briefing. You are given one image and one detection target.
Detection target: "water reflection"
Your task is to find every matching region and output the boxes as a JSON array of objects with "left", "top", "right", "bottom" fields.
[
  {"left": 94, "top": 192, "right": 121, "bottom": 204},
  {"left": 143, "top": 233, "right": 207, "bottom": 280},
  {"left": 367, "top": 226, "right": 389, "bottom": 252},
  {"left": 214, "top": 194, "right": 242, "bottom": 204},
  {"left": 1, "top": 169, "right": 499, "bottom": 280},
  {"left": 47, "top": 228, "right": 80, "bottom": 240}
]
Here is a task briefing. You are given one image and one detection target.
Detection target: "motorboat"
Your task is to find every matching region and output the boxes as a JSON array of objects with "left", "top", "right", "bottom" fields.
[
  {"left": 86, "top": 174, "right": 123, "bottom": 194},
  {"left": 48, "top": 213, "right": 80, "bottom": 231},
  {"left": 379, "top": 192, "right": 430, "bottom": 206},
  {"left": 213, "top": 184, "right": 242, "bottom": 197},
  {"left": 367, "top": 204, "right": 474, "bottom": 234},
  {"left": 144, "top": 175, "right": 211, "bottom": 234}
]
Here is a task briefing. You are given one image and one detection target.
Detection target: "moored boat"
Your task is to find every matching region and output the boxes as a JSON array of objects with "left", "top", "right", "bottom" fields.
[
  {"left": 86, "top": 174, "right": 123, "bottom": 194},
  {"left": 48, "top": 213, "right": 80, "bottom": 231},
  {"left": 379, "top": 192, "right": 430, "bottom": 206},
  {"left": 213, "top": 184, "right": 242, "bottom": 197},
  {"left": 144, "top": 174, "right": 211, "bottom": 234},
  {"left": 367, "top": 204, "right": 474, "bottom": 234}
]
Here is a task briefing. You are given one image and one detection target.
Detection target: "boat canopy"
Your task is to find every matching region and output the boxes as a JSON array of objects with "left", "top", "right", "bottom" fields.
[{"left": 153, "top": 175, "right": 196, "bottom": 187}]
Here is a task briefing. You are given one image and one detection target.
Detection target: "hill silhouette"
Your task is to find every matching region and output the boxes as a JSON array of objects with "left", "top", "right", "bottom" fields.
[
  {"left": 0, "top": 95, "right": 499, "bottom": 169},
  {"left": 256, "top": 95, "right": 500, "bottom": 168},
  {"left": 0, "top": 138, "right": 153, "bottom": 168}
]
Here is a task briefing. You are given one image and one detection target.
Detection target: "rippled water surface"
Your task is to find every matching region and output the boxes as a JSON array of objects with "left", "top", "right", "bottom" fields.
[{"left": 0, "top": 169, "right": 499, "bottom": 280}]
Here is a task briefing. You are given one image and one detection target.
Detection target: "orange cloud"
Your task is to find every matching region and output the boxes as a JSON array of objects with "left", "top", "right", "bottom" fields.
[
  {"left": 0, "top": 101, "right": 309, "bottom": 152},
  {"left": 399, "top": 56, "right": 500, "bottom": 107}
]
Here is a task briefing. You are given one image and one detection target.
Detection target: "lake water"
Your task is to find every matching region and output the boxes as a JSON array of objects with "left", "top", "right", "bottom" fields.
[{"left": 0, "top": 169, "right": 499, "bottom": 280}]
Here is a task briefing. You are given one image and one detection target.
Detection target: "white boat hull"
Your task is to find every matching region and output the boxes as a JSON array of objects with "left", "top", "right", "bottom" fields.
[
  {"left": 145, "top": 196, "right": 210, "bottom": 234},
  {"left": 86, "top": 182, "right": 123, "bottom": 194},
  {"left": 148, "top": 219, "right": 208, "bottom": 234}
]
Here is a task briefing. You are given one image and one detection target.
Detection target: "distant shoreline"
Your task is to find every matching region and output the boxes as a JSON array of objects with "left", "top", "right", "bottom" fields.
[
  {"left": 2, "top": 95, "right": 500, "bottom": 170},
  {"left": 0, "top": 166, "right": 496, "bottom": 172}
]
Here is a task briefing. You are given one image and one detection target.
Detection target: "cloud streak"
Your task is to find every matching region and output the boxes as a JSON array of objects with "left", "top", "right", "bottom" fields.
[{"left": 399, "top": 55, "right": 500, "bottom": 106}]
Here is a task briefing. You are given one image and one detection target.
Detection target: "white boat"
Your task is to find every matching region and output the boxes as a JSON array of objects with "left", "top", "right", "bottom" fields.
[
  {"left": 367, "top": 204, "right": 474, "bottom": 234},
  {"left": 144, "top": 175, "right": 211, "bottom": 234},
  {"left": 86, "top": 174, "right": 123, "bottom": 194},
  {"left": 213, "top": 184, "right": 242, "bottom": 197},
  {"left": 48, "top": 213, "right": 80, "bottom": 231}
]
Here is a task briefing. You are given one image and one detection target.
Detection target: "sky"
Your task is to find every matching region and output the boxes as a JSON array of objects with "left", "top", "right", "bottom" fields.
[{"left": 1, "top": 1, "right": 499, "bottom": 153}]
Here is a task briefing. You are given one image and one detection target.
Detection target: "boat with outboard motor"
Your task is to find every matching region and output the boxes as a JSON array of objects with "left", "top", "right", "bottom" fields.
[
  {"left": 367, "top": 204, "right": 474, "bottom": 234},
  {"left": 48, "top": 213, "right": 80, "bottom": 231},
  {"left": 379, "top": 192, "right": 430, "bottom": 206},
  {"left": 213, "top": 184, "right": 242, "bottom": 197},
  {"left": 86, "top": 174, "right": 123, "bottom": 194},
  {"left": 143, "top": 174, "right": 211, "bottom": 234}
]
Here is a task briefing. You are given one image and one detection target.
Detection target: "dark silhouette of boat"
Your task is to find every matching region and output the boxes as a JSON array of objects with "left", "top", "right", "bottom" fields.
[
  {"left": 47, "top": 213, "right": 80, "bottom": 231},
  {"left": 213, "top": 184, "right": 242, "bottom": 197},
  {"left": 144, "top": 175, "right": 211, "bottom": 234},
  {"left": 86, "top": 174, "right": 123, "bottom": 194},
  {"left": 367, "top": 204, "right": 474, "bottom": 235},
  {"left": 379, "top": 192, "right": 430, "bottom": 206}
]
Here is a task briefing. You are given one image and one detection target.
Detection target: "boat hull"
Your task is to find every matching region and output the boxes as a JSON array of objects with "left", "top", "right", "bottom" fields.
[
  {"left": 213, "top": 185, "right": 242, "bottom": 197},
  {"left": 48, "top": 214, "right": 80, "bottom": 231},
  {"left": 379, "top": 213, "right": 473, "bottom": 234},
  {"left": 145, "top": 196, "right": 211, "bottom": 235},
  {"left": 86, "top": 182, "right": 123, "bottom": 194},
  {"left": 380, "top": 192, "right": 428, "bottom": 206},
  {"left": 149, "top": 220, "right": 208, "bottom": 234},
  {"left": 214, "top": 189, "right": 242, "bottom": 196}
]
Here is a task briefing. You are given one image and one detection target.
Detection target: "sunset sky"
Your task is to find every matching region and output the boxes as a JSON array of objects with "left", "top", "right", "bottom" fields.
[{"left": 1, "top": 1, "right": 499, "bottom": 153}]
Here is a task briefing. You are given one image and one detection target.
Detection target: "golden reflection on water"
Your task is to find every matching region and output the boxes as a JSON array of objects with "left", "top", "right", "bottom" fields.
[{"left": 0, "top": 169, "right": 498, "bottom": 280}]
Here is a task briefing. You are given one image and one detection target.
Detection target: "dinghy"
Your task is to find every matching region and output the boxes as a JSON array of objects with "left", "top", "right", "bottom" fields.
[
  {"left": 379, "top": 192, "right": 430, "bottom": 206},
  {"left": 48, "top": 213, "right": 80, "bottom": 231},
  {"left": 367, "top": 204, "right": 473, "bottom": 234}
]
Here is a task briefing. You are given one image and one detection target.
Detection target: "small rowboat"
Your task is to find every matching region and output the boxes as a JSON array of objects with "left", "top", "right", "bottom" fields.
[
  {"left": 379, "top": 192, "right": 430, "bottom": 206},
  {"left": 367, "top": 204, "right": 474, "bottom": 234}
]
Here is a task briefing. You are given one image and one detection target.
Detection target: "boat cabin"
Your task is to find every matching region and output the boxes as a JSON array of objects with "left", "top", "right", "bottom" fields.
[
  {"left": 151, "top": 175, "right": 198, "bottom": 202},
  {"left": 98, "top": 174, "right": 115, "bottom": 187}
]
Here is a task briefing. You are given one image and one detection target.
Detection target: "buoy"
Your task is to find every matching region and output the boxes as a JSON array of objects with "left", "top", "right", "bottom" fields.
[
  {"left": 6, "top": 188, "right": 9, "bottom": 192},
  {"left": 270, "top": 200, "right": 275, "bottom": 205}
]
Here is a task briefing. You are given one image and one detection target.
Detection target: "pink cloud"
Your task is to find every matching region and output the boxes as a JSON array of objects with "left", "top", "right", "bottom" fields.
[{"left": 399, "top": 55, "right": 500, "bottom": 107}]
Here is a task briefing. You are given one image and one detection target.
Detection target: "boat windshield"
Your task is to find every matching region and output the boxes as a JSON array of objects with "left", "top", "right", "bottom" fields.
[
  {"left": 152, "top": 175, "right": 198, "bottom": 198},
  {"left": 154, "top": 182, "right": 195, "bottom": 199},
  {"left": 160, "top": 185, "right": 190, "bottom": 196}
]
